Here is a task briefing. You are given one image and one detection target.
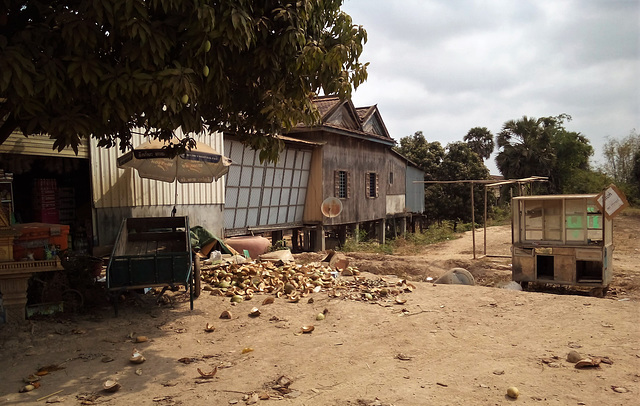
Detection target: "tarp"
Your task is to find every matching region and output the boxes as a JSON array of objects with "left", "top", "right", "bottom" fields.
[{"left": 189, "top": 226, "right": 234, "bottom": 256}]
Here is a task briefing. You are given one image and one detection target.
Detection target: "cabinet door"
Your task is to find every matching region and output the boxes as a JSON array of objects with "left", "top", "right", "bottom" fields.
[{"left": 554, "top": 255, "right": 575, "bottom": 283}]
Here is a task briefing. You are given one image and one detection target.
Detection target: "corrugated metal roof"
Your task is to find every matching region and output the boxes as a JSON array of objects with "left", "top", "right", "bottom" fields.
[{"left": 0, "top": 131, "right": 90, "bottom": 158}]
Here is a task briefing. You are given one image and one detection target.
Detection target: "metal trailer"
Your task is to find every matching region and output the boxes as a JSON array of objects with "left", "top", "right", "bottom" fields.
[
  {"left": 511, "top": 194, "right": 613, "bottom": 295},
  {"left": 107, "top": 216, "right": 201, "bottom": 315}
]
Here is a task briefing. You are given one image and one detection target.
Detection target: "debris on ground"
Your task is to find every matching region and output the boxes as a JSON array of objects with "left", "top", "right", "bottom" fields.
[
  {"left": 434, "top": 268, "right": 475, "bottom": 285},
  {"left": 197, "top": 366, "right": 217, "bottom": 379},
  {"left": 575, "top": 358, "right": 601, "bottom": 368},
  {"left": 200, "top": 258, "right": 415, "bottom": 303},
  {"left": 567, "top": 350, "right": 582, "bottom": 363},
  {"left": 506, "top": 386, "right": 520, "bottom": 399}
]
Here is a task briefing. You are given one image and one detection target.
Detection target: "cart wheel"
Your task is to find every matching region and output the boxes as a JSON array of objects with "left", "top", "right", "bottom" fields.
[
  {"left": 62, "top": 288, "right": 84, "bottom": 313},
  {"left": 193, "top": 255, "right": 202, "bottom": 298}
]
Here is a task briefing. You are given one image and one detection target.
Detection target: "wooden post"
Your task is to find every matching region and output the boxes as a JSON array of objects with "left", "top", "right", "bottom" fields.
[
  {"left": 471, "top": 182, "right": 476, "bottom": 259},
  {"left": 484, "top": 186, "right": 488, "bottom": 256}
]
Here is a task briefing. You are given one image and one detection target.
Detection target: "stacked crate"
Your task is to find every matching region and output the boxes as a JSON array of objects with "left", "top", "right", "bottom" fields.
[
  {"left": 58, "top": 187, "right": 76, "bottom": 225},
  {"left": 33, "top": 179, "right": 59, "bottom": 224}
]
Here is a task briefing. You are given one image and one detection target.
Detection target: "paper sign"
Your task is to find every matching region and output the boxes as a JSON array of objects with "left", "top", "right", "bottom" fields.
[{"left": 595, "top": 184, "right": 629, "bottom": 219}]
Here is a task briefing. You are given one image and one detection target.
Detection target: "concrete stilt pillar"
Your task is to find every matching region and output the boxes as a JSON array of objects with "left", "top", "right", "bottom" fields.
[
  {"left": 338, "top": 226, "right": 347, "bottom": 247},
  {"left": 400, "top": 217, "right": 407, "bottom": 236},
  {"left": 313, "top": 225, "right": 325, "bottom": 252},
  {"left": 377, "top": 220, "right": 385, "bottom": 244},
  {"left": 353, "top": 223, "right": 360, "bottom": 243},
  {"left": 291, "top": 229, "right": 300, "bottom": 252},
  {"left": 271, "top": 230, "right": 283, "bottom": 247},
  {"left": 302, "top": 230, "right": 310, "bottom": 251}
]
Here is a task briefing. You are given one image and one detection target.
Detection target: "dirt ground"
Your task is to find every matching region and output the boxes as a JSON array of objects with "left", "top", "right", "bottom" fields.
[{"left": 1, "top": 213, "right": 639, "bottom": 405}]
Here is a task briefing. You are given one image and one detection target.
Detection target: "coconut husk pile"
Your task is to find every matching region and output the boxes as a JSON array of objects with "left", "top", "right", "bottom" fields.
[
  {"left": 201, "top": 260, "right": 414, "bottom": 303},
  {"left": 330, "top": 274, "right": 416, "bottom": 301}
]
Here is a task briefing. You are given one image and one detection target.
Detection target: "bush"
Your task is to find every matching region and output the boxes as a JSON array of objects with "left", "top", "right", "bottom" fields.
[
  {"left": 341, "top": 238, "right": 394, "bottom": 255},
  {"left": 340, "top": 222, "right": 461, "bottom": 255}
]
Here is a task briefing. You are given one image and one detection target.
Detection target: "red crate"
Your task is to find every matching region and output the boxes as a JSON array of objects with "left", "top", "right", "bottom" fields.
[
  {"left": 34, "top": 195, "right": 57, "bottom": 204},
  {"left": 37, "top": 213, "right": 60, "bottom": 224},
  {"left": 33, "top": 179, "right": 57, "bottom": 191},
  {"left": 13, "top": 223, "right": 69, "bottom": 260}
]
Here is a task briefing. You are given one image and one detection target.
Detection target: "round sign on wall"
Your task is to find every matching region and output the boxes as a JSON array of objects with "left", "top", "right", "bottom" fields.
[{"left": 321, "top": 197, "right": 343, "bottom": 218}]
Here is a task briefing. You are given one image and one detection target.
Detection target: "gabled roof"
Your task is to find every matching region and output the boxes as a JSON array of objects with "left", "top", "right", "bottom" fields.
[
  {"left": 355, "top": 105, "right": 391, "bottom": 139},
  {"left": 390, "top": 148, "right": 423, "bottom": 171},
  {"left": 317, "top": 95, "right": 362, "bottom": 131},
  {"left": 291, "top": 95, "right": 395, "bottom": 147}
]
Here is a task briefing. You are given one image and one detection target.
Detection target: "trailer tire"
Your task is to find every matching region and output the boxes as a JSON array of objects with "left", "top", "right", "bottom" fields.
[{"left": 193, "top": 255, "right": 202, "bottom": 298}]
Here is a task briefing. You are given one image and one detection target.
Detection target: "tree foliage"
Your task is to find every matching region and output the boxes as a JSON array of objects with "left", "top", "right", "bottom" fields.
[
  {"left": 0, "top": 0, "right": 368, "bottom": 161},
  {"left": 463, "top": 126, "right": 494, "bottom": 160},
  {"left": 634, "top": 150, "right": 640, "bottom": 188},
  {"left": 394, "top": 131, "right": 444, "bottom": 180},
  {"left": 495, "top": 115, "right": 558, "bottom": 181},
  {"left": 495, "top": 114, "right": 601, "bottom": 194},
  {"left": 602, "top": 130, "right": 640, "bottom": 185},
  {"left": 602, "top": 129, "right": 640, "bottom": 205},
  {"left": 550, "top": 127, "right": 594, "bottom": 193},
  {"left": 429, "top": 142, "right": 490, "bottom": 226},
  {"left": 395, "top": 132, "right": 491, "bottom": 225}
]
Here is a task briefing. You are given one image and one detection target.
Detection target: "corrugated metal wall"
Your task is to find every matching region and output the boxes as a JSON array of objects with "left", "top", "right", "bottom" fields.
[
  {"left": 90, "top": 129, "right": 225, "bottom": 208},
  {"left": 224, "top": 139, "right": 312, "bottom": 234},
  {"left": 405, "top": 165, "right": 425, "bottom": 213},
  {"left": 90, "top": 129, "right": 227, "bottom": 247}
]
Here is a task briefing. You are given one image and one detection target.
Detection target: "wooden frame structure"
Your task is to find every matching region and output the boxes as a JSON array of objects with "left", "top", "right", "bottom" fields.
[{"left": 419, "top": 176, "right": 548, "bottom": 258}]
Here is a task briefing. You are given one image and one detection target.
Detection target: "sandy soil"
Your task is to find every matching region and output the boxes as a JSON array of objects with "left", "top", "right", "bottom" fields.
[{"left": 1, "top": 214, "right": 639, "bottom": 406}]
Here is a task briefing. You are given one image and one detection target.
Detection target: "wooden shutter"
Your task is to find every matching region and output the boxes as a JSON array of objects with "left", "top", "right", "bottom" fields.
[
  {"left": 334, "top": 171, "right": 340, "bottom": 197},
  {"left": 365, "top": 172, "right": 370, "bottom": 198},
  {"left": 375, "top": 173, "right": 379, "bottom": 197},
  {"left": 347, "top": 172, "right": 351, "bottom": 198}
]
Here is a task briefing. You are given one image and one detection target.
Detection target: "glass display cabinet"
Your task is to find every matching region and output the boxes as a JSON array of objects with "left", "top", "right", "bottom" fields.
[{"left": 511, "top": 194, "right": 613, "bottom": 292}]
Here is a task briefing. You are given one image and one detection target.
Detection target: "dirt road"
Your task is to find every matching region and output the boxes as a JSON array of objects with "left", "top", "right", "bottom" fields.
[{"left": 1, "top": 214, "right": 638, "bottom": 405}]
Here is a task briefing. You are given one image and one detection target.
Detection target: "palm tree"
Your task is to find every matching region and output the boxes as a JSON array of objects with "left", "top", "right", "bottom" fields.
[{"left": 495, "top": 116, "right": 556, "bottom": 180}]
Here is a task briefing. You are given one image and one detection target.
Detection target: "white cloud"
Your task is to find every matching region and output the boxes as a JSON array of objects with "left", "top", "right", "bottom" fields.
[{"left": 342, "top": 0, "right": 640, "bottom": 173}]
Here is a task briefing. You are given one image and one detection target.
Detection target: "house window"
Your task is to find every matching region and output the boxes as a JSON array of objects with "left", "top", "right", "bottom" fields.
[
  {"left": 389, "top": 172, "right": 394, "bottom": 185},
  {"left": 335, "top": 170, "right": 350, "bottom": 199},
  {"left": 365, "top": 172, "right": 378, "bottom": 198}
]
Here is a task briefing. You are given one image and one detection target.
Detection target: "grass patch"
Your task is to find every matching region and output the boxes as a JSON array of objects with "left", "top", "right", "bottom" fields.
[
  {"left": 620, "top": 207, "right": 640, "bottom": 217},
  {"left": 341, "top": 238, "right": 394, "bottom": 255},
  {"left": 340, "top": 222, "right": 461, "bottom": 255},
  {"left": 488, "top": 206, "right": 512, "bottom": 226}
]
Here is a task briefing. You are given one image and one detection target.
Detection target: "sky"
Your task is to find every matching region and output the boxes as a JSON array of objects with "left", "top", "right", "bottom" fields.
[{"left": 340, "top": 0, "right": 639, "bottom": 175}]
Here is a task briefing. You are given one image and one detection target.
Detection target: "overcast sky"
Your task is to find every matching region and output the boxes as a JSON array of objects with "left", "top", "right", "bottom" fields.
[{"left": 341, "top": 0, "right": 639, "bottom": 174}]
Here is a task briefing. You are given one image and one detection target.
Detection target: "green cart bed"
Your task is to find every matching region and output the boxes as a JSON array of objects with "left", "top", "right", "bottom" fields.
[{"left": 107, "top": 216, "right": 200, "bottom": 315}]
